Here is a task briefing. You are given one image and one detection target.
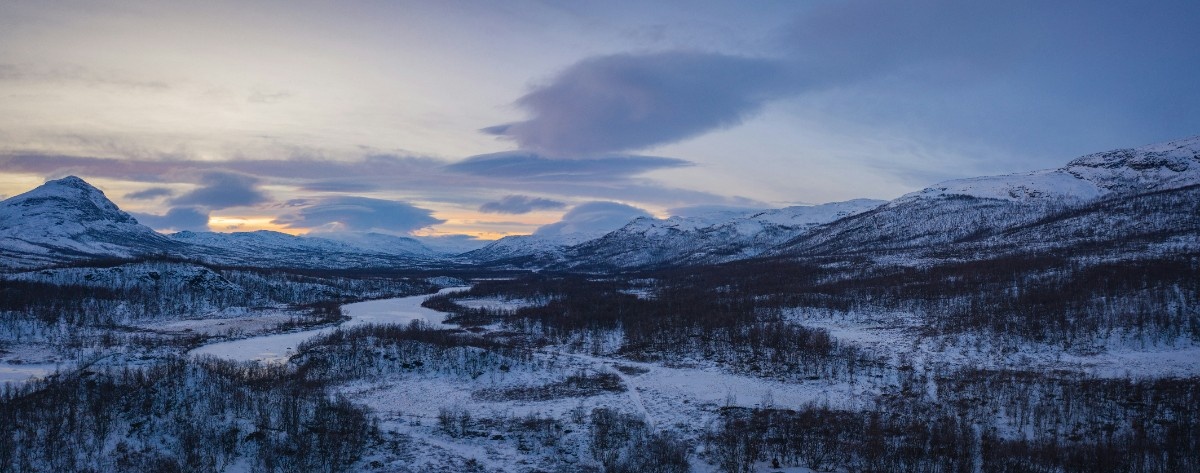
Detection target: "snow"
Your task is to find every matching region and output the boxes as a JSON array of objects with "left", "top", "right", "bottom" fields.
[
  {"left": 455, "top": 297, "right": 542, "bottom": 311},
  {"left": 898, "top": 168, "right": 1108, "bottom": 203},
  {"left": 0, "top": 175, "right": 174, "bottom": 268},
  {"left": 898, "top": 135, "right": 1200, "bottom": 204},
  {"left": 170, "top": 229, "right": 440, "bottom": 266},
  {"left": 139, "top": 312, "right": 300, "bottom": 337},
  {"left": 787, "top": 308, "right": 1200, "bottom": 379}
]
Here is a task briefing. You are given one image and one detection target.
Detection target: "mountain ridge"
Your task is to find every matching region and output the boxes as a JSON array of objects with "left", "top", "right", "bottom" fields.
[{"left": 2, "top": 135, "right": 1198, "bottom": 271}]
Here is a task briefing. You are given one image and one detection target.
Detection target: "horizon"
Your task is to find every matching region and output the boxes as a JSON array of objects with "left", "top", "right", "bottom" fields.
[{"left": 2, "top": 1, "right": 1198, "bottom": 240}]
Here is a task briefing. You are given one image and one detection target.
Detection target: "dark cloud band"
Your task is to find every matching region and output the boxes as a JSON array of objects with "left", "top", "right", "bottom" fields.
[
  {"left": 130, "top": 206, "right": 209, "bottom": 232},
  {"left": 488, "top": 51, "right": 794, "bottom": 156},
  {"left": 272, "top": 196, "right": 444, "bottom": 233},
  {"left": 479, "top": 195, "right": 566, "bottom": 214},
  {"left": 170, "top": 171, "right": 269, "bottom": 210},
  {"left": 446, "top": 151, "right": 691, "bottom": 180}
]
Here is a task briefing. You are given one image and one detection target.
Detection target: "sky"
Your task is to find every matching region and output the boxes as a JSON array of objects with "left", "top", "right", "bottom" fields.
[{"left": 1, "top": 0, "right": 1198, "bottom": 243}]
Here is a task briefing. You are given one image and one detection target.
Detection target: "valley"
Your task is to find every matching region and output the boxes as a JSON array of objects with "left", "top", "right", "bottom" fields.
[{"left": 0, "top": 137, "right": 1197, "bottom": 472}]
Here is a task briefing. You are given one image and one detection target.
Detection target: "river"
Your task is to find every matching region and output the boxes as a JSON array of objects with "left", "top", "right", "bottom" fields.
[{"left": 189, "top": 286, "right": 468, "bottom": 363}]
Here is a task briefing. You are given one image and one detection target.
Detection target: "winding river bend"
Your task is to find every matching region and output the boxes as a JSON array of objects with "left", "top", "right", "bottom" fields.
[{"left": 190, "top": 286, "right": 468, "bottom": 363}]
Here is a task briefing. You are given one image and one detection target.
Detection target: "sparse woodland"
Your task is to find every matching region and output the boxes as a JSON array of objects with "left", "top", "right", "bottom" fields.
[{"left": 0, "top": 239, "right": 1196, "bottom": 471}]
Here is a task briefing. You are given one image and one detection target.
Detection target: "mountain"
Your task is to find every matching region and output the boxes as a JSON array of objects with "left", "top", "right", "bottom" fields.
[
  {"left": 465, "top": 200, "right": 886, "bottom": 269},
  {"left": 467, "top": 136, "right": 1200, "bottom": 271},
  {"left": 3, "top": 136, "right": 1196, "bottom": 272},
  {"left": 0, "top": 175, "right": 441, "bottom": 270},
  {"left": 170, "top": 230, "right": 441, "bottom": 268},
  {"left": 774, "top": 136, "right": 1200, "bottom": 261},
  {"left": 554, "top": 199, "right": 886, "bottom": 270},
  {"left": 0, "top": 176, "right": 179, "bottom": 269},
  {"left": 313, "top": 232, "right": 439, "bottom": 257},
  {"left": 897, "top": 136, "right": 1200, "bottom": 203},
  {"left": 460, "top": 232, "right": 596, "bottom": 269}
]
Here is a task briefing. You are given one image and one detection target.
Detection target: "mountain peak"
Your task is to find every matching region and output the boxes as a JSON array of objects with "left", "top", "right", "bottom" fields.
[
  {"left": 5, "top": 175, "right": 135, "bottom": 225},
  {"left": 1, "top": 176, "right": 176, "bottom": 268},
  {"left": 48, "top": 175, "right": 93, "bottom": 188},
  {"left": 1061, "top": 136, "right": 1200, "bottom": 193}
]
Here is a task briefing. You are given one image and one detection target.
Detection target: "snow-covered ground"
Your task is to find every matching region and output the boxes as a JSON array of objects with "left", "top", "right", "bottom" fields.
[
  {"left": 454, "top": 297, "right": 543, "bottom": 311},
  {"left": 337, "top": 342, "right": 875, "bottom": 472},
  {"left": 788, "top": 309, "right": 1200, "bottom": 378},
  {"left": 140, "top": 312, "right": 298, "bottom": 337},
  {"left": 189, "top": 287, "right": 469, "bottom": 362}
]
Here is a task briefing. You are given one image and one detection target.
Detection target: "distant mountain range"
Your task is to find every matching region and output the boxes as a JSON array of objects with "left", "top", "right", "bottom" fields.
[
  {"left": 0, "top": 177, "right": 447, "bottom": 269},
  {"left": 2, "top": 136, "right": 1198, "bottom": 271}
]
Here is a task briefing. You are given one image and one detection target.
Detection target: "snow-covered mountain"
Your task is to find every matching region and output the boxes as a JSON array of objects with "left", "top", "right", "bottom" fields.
[
  {"left": 463, "top": 201, "right": 887, "bottom": 269},
  {"left": 467, "top": 136, "right": 1199, "bottom": 270},
  {"left": 0, "top": 176, "right": 179, "bottom": 268},
  {"left": 0, "top": 176, "right": 441, "bottom": 270},
  {"left": 460, "top": 232, "right": 600, "bottom": 268},
  {"left": 3, "top": 136, "right": 1197, "bottom": 271},
  {"left": 313, "top": 232, "right": 440, "bottom": 257},
  {"left": 896, "top": 136, "right": 1200, "bottom": 203},
  {"left": 171, "top": 230, "right": 441, "bottom": 268},
  {"left": 775, "top": 136, "right": 1200, "bottom": 261},
  {"left": 554, "top": 199, "right": 886, "bottom": 270}
]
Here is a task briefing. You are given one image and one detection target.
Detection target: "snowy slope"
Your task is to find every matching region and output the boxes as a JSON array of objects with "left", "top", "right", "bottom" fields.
[
  {"left": 171, "top": 230, "right": 440, "bottom": 268},
  {"left": 311, "top": 231, "right": 439, "bottom": 258},
  {"left": 3, "top": 136, "right": 1196, "bottom": 272},
  {"left": 471, "top": 137, "right": 1198, "bottom": 270},
  {"left": 0, "top": 176, "right": 179, "bottom": 268},
  {"left": 897, "top": 135, "right": 1200, "bottom": 203},
  {"left": 460, "top": 233, "right": 593, "bottom": 268},
  {"left": 778, "top": 137, "right": 1200, "bottom": 260},
  {"left": 558, "top": 199, "right": 887, "bottom": 270},
  {"left": 0, "top": 176, "right": 442, "bottom": 270},
  {"left": 7, "top": 260, "right": 246, "bottom": 298}
]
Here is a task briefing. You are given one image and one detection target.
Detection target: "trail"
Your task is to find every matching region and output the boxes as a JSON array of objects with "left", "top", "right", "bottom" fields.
[{"left": 550, "top": 350, "right": 657, "bottom": 429}]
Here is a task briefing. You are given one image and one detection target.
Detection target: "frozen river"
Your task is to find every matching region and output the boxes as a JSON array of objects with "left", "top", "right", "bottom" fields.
[
  {"left": 0, "top": 362, "right": 60, "bottom": 385},
  {"left": 190, "top": 286, "right": 468, "bottom": 362}
]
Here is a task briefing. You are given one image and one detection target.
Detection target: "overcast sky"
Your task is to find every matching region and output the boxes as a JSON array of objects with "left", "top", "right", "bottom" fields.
[{"left": 2, "top": 0, "right": 1197, "bottom": 240}]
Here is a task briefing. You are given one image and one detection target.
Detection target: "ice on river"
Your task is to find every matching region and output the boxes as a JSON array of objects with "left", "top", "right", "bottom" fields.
[{"left": 190, "top": 287, "right": 468, "bottom": 363}]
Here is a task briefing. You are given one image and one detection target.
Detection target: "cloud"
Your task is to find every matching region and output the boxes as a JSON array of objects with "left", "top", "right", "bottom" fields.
[
  {"left": 482, "top": 0, "right": 1200, "bottom": 164},
  {"left": 0, "top": 153, "right": 442, "bottom": 186},
  {"left": 534, "top": 201, "right": 652, "bottom": 238},
  {"left": 0, "top": 151, "right": 753, "bottom": 209},
  {"left": 130, "top": 206, "right": 210, "bottom": 232},
  {"left": 774, "top": 0, "right": 1200, "bottom": 160},
  {"left": 0, "top": 62, "right": 172, "bottom": 90},
  {"left": 487, "top": 51, "right": 794, "bottom": 155},
  {"left": 298, "top": 180, "right": 381, "bottom": 192},
  {"left": 124, "top": 187, "right": 174, "bottom": 200},
  {"left": 479, "top": 195, "right": 566, "bottom": 214},
  {"left": 170, "top": 171, "right": 269, "bottom": 209},
  {"left": 273, "top": 196, "right": 445, "bottom": 233},
  {"left": 247, "top": 88, "right": 292, "bottom": 104},
  {"left": 446, "top": 151, "right": 691, "bottom": 180},
  {"left": 778, "top": 0, "right": 1031, "bottom": 84}
]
